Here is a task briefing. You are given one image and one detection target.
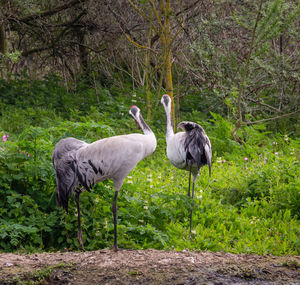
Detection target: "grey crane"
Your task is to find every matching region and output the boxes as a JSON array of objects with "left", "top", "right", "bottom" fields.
[
  {"left": 52, "top": 105, "right": 157, "bottom": 251},
  {"left": 161, "top": 94, "right": 212, "bottom": 235}
]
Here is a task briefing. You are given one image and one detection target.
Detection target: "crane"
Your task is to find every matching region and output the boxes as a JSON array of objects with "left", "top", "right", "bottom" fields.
[
  {"left": 52, "top": 105, "right": 157, "bottom": 251},
  {"left": 161, "top": 94, "right": 212, "bottom": 235}
]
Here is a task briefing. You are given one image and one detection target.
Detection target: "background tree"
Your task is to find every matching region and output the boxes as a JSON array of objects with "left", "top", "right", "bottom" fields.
[
  {"left": 126, "top": 0, "right": 187, "bottom": 124},
  {"left": 0, "top": 0, "right": 299, "bottom": 133}
]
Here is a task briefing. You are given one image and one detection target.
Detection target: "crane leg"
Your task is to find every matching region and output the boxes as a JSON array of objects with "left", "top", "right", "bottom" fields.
[
  {"left": 75, "top": 190, "right": 84, "bottom": 250},
  {"left": 189, "top": 181, "right": 195, "bottom": 237},
  {"left": 112, "top": 190, "right": 119, "bottom": 252},
  {"left": 187, "top": 165, "right": 192, "bottom": 197}
]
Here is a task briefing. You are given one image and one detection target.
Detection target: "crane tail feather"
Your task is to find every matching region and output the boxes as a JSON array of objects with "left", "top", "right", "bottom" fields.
[
  {"left": 180, "top": 121, "right": 212, "bottom": 175},
  {"left": 52, "top": 137, "right": 85, "bottom": 213},
  {"left": 54, "top": 162, "right": 79, "bottom": 213}
]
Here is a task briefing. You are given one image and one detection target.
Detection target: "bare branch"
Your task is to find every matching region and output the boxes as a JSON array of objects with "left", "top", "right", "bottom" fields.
[
  {"left": 175, "top": 0, "right": 201, "bottom": 17},
  {"left": 244, "top": 110, "right": 299, "bottom": 125},
  {"left": 13, "top": 0, "right": 87, "bottom": 24},
  {"left": 247, "top": 98, "right": 284, "bottom": 113}
]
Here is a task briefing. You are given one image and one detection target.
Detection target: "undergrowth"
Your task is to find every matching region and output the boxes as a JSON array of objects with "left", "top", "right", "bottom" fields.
[{"left": 0, "top": 77, "right": 299, "bottom": 255}]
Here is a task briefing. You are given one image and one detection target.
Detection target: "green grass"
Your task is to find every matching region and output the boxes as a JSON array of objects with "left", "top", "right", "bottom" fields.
[{"left": 0, "top": 77, "right": 299, "bottom": 255}]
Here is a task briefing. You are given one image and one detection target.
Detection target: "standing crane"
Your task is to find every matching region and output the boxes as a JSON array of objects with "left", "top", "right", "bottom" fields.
[
  {"left": 161, "top": 94, "right": 212, "bottom": 235},
  {"left": 52, "top": 105, "right": 157, "bottom": 251}
]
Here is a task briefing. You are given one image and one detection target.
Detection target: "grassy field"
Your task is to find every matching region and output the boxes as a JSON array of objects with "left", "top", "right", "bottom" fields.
[{"left": 0, "top": 77, "right": 299, "bottom": 255}]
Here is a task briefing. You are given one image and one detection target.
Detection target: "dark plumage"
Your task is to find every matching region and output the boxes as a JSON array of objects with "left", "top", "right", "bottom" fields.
[
  {"left": 53, "top": 137, "right": 87, "bottom": 212},
  {"left": 179, "top": 122, "right": 212, "bottom": 175}
]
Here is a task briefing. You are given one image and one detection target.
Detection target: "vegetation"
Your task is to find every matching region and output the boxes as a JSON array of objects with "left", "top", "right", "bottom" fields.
[
  {"left": 0, "top": 76, "right": 299, "bottom": 255},
  {"left": 0, "top": 0, "right": 299, "bottom": 256}
]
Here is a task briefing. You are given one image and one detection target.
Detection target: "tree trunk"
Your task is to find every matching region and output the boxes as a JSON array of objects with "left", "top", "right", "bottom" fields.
[
  {"left": 161, "top": 0, "right": 175, "bottom": 128},
  {"left": 77, "top": 29, "right": 89, "bottom": 76},
  {"left": 0, "top": 24, "right": 7, "bottom": 54},
  {"left": 145, "top": 10, "right": 153, "bottom": 120},
  {"left": 176, "top": 68, "right": 181, "bottom": 124}
]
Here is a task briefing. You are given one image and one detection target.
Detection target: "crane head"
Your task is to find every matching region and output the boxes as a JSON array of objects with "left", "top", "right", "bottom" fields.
[
  {"left": 161, "top": 94, "right": 171, "bottom": 106},
  {"left": 129, "top": 105, "right": 140, "bottom": 129},
  {"left": 129, "top": 105, "right": 140, "bottom": 117},
  {"left": 178, "top": 121, "right": 204, "bottom": 132}
]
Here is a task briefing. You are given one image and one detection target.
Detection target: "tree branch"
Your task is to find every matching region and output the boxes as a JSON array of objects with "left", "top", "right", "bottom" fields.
[
  {"left": 22, "top": 46, "right": 54, "bottom": 57},
  {"left": 247, "top": 97, "right": 284, "bottom": 113},
  {"left": 124, "top": 33, "right": 157, "bottom": 53},
  {"left": 11, "top": 0, "right": 86, "bottom": 24},
  {"left": 244, "top": 110, "right": 299, "bottom": 125},
  {"left": 175, "top": 0, "right": 201, "bottom": 17}
]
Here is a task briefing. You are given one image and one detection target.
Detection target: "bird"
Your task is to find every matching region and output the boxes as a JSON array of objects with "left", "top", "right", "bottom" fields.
[
  {"left": 160, "top": 94, "right": 212, "bottom": 235},
  {"left": 52, "top": 105, "right": 157, "bottom": 251}
]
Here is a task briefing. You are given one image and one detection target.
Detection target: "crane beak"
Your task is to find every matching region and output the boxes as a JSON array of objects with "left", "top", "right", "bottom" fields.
[{"left": 177, "top": 122, "right": 184, "bottom": 131}]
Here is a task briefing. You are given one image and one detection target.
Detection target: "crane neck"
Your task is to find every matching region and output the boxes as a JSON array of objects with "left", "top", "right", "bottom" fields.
[
  {"left": 135, "top": 112, "right": 157, "bottom": 153},
  {"left": 136, "top": 113, "right": 153, "bottom": 136},
  {"left": 163, "top": 103, "right": 174, "bottom": 141}
]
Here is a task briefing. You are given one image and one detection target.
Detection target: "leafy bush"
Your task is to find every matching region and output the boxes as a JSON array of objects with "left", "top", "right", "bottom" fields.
[{"left": 0, "top": 78, "right": 299, "bottom": 255}]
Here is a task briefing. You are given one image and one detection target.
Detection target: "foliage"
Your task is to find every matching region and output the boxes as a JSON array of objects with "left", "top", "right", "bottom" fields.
[
  {"left": 2, "top": 0, "right": 299, "bottom": 135},
  {"left": 188, "top": 0, "right": 299, "bottom": 133},
  {"left": 0, "top": 78, "right": 299, "bottom": 255}
]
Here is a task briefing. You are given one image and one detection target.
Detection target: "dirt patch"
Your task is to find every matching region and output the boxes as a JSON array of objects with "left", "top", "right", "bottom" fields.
[{"left": 0, "top": 249, "right": 299, "bottom": 284}]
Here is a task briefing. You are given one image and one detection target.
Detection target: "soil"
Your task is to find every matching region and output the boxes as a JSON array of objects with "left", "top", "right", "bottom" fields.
[{"left": 0, "top": 249, "right": 299, "bottom": 284}]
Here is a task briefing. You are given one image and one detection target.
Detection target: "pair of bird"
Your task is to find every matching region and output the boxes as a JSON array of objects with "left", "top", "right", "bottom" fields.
[{"left": 52, "top": 94, "right": 212, "bottom": 251}]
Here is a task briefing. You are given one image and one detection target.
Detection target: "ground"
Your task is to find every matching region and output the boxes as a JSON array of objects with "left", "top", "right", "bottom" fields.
[{"left": 0, "top": 249, "right": 299, "bottom": 284}]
